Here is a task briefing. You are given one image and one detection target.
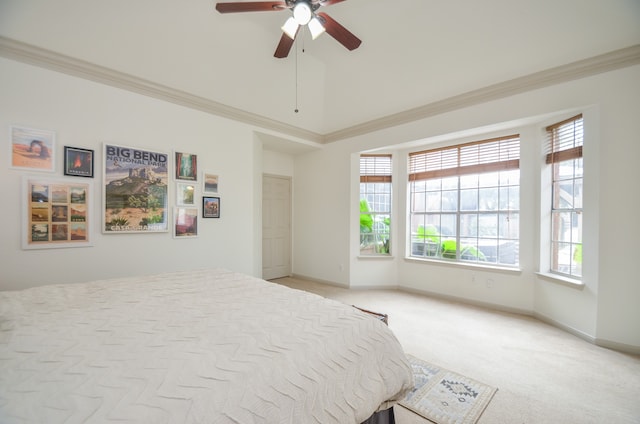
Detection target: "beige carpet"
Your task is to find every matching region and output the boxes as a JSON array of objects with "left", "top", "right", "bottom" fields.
[{"left": 272, "top": 277, "right": 640, "bottom": 424}]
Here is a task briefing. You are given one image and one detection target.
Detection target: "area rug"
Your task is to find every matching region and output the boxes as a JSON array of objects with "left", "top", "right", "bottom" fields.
[{"left": 399, "top": 355, "right": 497, "bottom": 424}]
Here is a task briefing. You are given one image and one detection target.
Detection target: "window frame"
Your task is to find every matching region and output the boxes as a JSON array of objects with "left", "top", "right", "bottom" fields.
[
  {"left": 545, "top": 114, "right": 583, "bottom": 280},
  {"left": 408, "top": 135, "right": 521, "bottom": 268},
  {"left": 359, "top": 154, "right": 392, "bottom": 256}
]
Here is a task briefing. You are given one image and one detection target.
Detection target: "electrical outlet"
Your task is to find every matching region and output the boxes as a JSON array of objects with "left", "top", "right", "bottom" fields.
[{"left": 486, "top": 279, "right": 494, "bottom": 288}]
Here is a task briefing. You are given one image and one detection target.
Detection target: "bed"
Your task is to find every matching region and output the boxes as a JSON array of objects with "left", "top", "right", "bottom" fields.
[{"left": 0, "top": 268, "right": 413, "bottom": 423}]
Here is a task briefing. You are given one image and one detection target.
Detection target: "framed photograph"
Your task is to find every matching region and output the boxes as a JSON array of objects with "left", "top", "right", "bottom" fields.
[
  {"left": 103, "top": 144, "right": 169, "bottom": 233},
  {"left": 11, "top": 126, "right": 55, "bottom": 172},
  {"left": 174, "top": 207, "right": 198, "bottom": 238},
  {"left": 176, "top": 182, "right": 196, "bottom": 205},
  {"left": 22, "top": 176, "right": 92, "bottom": 249},
  {"left": 64, "top": 146, "right": 94, "bottom": 177},
  {"left": 202, "top": 172, "right": 219, "bottom": 194},
  {"left": 202, "top": 196, "right": 220, "bottom": 218},
  {"left": 175, "top": 151, "right": 197, "bottom": 181}
]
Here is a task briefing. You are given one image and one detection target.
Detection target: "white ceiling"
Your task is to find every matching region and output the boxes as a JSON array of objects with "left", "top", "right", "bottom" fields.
[{"left": 1, "top": 0, "right": 639, "bottom": 142}]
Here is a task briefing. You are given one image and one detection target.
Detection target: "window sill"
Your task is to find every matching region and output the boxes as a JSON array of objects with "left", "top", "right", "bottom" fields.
[
  {"left": 536, "top": 272, "right": 584, "bottom": 289},
  {"left": 358, "top": 255, "right": 394, "bottom": 260},
  {"left": 404, "top": 256, "right": 521, "bottom": 274}
]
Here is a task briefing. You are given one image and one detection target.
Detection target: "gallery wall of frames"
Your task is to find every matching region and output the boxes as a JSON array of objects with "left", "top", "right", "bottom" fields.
[{"left": 12, "top": 126, "right": 221, "bottom": 250}]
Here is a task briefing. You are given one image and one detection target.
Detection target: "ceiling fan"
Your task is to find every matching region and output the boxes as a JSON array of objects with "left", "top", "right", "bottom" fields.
[{"left": 215, "top": 0, "right": 361, "bottom": 58}]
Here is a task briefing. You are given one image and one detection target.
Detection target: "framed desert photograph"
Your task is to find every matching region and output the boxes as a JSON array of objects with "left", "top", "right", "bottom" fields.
[
  {"left": 103, "top": 143, "right": 169, "bottom": 233},
  {"left": 174, "top": 207, "right": 198, "bottom": 238},
  {"left": 175, "top": 151, "right": 197, "bottom": 181},
  {"left": 203, "top": 172, "right": 219, "bottom": 194},
  {"left": 11, "top": 126, "right": 55, "bottom": 172},
  {"left": 202, "top": 196, "right": 220, "bottom": 218},
  {"left": 176, "top": 182, "right": 196, "bottom": 205},
  {"left": 23, "top": 176, "right": 92, "bottom": 249},
  {"left": 64, "top": 146, "right": 94, "bottom": 177}
]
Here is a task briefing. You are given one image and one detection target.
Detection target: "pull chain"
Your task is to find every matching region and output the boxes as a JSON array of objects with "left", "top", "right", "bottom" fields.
[{"left": 294, "top": 37, "right": 299, "bottom": 113}]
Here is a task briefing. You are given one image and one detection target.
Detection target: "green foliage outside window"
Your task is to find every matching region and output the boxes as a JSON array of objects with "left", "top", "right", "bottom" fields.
[{"left": 360, "top": 199, "right": 390, "bottom": 254}]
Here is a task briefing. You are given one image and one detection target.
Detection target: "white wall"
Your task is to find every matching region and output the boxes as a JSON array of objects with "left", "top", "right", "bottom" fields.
[
  {"left": 0, "top": 57, "right": 264, "bottom": 290},
  {"left": 2, "top": 54, "right": 638, "bottom": 351},
  {"left": 293, "top": 65, "right": 640, "bottom": 350},
  {"left": 263, "top": 149, "right": 294, "bottom": 177}
]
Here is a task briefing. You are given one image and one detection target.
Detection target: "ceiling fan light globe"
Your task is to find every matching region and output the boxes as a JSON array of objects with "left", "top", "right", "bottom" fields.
[
  {"left": 308, "top": 17, "right": 326, "bottom": 39},
  {"left": 281, "top": 17, "right": 299, "bottom": 39},
  {"left": 293, "top": 2, "right": 312, "bottom": 25}
]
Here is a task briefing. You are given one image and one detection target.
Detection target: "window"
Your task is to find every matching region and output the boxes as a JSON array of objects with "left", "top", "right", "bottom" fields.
[
  {"left": 546, "top": 114, "right": 583, "bottom": 279},
  {"left": 409, "top": 135, "right": 520, "bottom": 266},
  {"left": 360, "top": 154, "right": 392, "bottom": 255}
]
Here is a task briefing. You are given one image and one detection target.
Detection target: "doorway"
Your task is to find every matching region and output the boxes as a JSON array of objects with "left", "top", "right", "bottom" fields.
[{"left": 262, "top": 175, "right": 291, "bottom": 280}]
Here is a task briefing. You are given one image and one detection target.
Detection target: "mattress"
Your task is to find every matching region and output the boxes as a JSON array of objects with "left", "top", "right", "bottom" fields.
[{"left": 0, "top": 268, "right": 413, "bottom": 423}]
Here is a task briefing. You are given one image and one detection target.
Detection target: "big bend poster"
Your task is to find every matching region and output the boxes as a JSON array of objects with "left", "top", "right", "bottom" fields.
[{"left": 103, "top": 144, "right": 169, "bottom": 233}]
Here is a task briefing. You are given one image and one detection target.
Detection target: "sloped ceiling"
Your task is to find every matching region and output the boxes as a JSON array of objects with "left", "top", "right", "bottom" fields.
[{"left": 1, "top": 0, "right": 639, "bottom": 144}]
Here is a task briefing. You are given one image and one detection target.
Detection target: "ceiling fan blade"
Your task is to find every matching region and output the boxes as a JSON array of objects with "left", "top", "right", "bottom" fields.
[
  {"left": 317, "top": 0, "right": 349, "bottom": 6},
  {"left": 215, "top": 2, "right": 287, "bottom": 13},
  {"left": 274, "top": 29, "right": 299, "bottom": 58},
  {"left": 316, "top": 12, "right": 361, "bottom": 51}
]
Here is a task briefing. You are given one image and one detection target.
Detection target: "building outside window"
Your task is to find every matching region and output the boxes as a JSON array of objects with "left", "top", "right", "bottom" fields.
[
  {"left": 360, "top": 154, "right": 392, "bottom": 255},
  {"left": 408, "top": 135, "right": 520, "bottom": 266},
  {"left": 546, "top": 114, "right": 583, "bottom": 279}
]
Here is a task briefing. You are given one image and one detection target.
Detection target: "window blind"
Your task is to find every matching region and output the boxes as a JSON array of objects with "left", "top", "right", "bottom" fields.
[
  {"left": 360, "top": 154, "right": 392, "bottom": 183},
  {"left": 408, "top": 134, "right": 520, "bottom": 181},
  {"left": 545, "top": 114, "right": 583, "bottom": 164}
]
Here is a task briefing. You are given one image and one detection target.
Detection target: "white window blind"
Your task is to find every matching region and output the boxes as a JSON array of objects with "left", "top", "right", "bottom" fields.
[
  {"left": 545, "top": 114, "right": 583, "bottom": 164},
  {"left": 409, "top": 135, "right": 520, "bottom": 181},
  {"left": 360, "top": 154, "right": 392, "bottom": 183}
]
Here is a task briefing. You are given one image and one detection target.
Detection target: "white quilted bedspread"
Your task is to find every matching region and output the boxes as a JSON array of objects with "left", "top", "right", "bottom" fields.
[{"left": 0, "top": 269, "right": 413, "bottom": 424}]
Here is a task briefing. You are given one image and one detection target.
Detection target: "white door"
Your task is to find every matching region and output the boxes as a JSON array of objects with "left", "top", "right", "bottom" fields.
[{"left": 262, "top": 175, "right": 291, "bottom": 280}]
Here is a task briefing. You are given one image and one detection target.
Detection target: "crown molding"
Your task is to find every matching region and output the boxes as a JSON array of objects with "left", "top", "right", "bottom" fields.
[
  {"left": 1, "top": 36, "right": 639, "bottom": 145},
  {"left": 324, "top": 43, "right": 640, "bottom": 143},
  {"left": 0, "top": 36, "right": 323, "bottom": 144}
]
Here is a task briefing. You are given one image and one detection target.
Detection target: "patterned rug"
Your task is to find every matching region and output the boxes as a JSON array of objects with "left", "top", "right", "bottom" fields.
[{"left": 399, "top": 355, "right": 497, "bottom": 424}]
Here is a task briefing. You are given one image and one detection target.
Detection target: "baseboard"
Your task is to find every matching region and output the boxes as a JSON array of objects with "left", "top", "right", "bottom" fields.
[
  {"left": 593, "top": 338, "right": 640, "bottom": 356},
  {"left": 399, "top": 286, "right": 533, "bottom": 317},
  {"left": 533, "top": 312, "right": 640, "bottom": 356},
  {"left": 289, "top": 273, "right": 349, "bottom": 289},
  {"left": 533, "top": 312, "right": 597, "bottom": 344}
]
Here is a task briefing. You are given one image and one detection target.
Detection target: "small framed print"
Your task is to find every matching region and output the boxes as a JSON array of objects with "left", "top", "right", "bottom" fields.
[
  {"left": 174, "top": 207, "right": 198, "bottom": 238},
  {"left": 11, "top": 126, "right": 55, "bottom": 172},
  {"left": 203, "top": 172, "right": 218, "bottom": 194},
  {"left": 202, "top": 196, "right": 220, "bottom": 218},
  {"left": 175, "top": 151, "right": 197, "bottom": 181},
  {"left": 64, "top": 147, "right": 94, "bottom": 178},
  {"left": 176, "top": 182, "right": 195, "bottom": 205},
  {"left": 23, "top": 176, "right": 93, "bottom": 249}
]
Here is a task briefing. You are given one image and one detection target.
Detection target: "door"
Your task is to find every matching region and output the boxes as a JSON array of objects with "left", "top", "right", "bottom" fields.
[{"left": 262, "top": 175, "right": 291, "bottom": 280}]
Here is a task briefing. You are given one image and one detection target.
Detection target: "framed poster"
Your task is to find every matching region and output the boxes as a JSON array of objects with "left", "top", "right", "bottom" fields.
[
  {"left": 23, "top": 176, "right": 92, "bottom": 249},
  {"left": 176, "top": 182, "right": 195, "bottom": 205},
  {"left": 202, "top": 196, "right": 220, "bottom": 218},
  {"left": 175, "top": 151, "right": 197, "bottom": 181},
  {"left": 11, "top": 126, "right": 55, "bottom": 172},
  {"left": 103, "top": 144, "right": 169, "bottom": 233},
  {"left": 202, "top": 172, "right": 219, "bottom": 194},
  {"left": 174, "top": 207, "right": 198, "bottom": 238},
  {"left": 64, "top": 146, "right": 94, "bottom": 177}
]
